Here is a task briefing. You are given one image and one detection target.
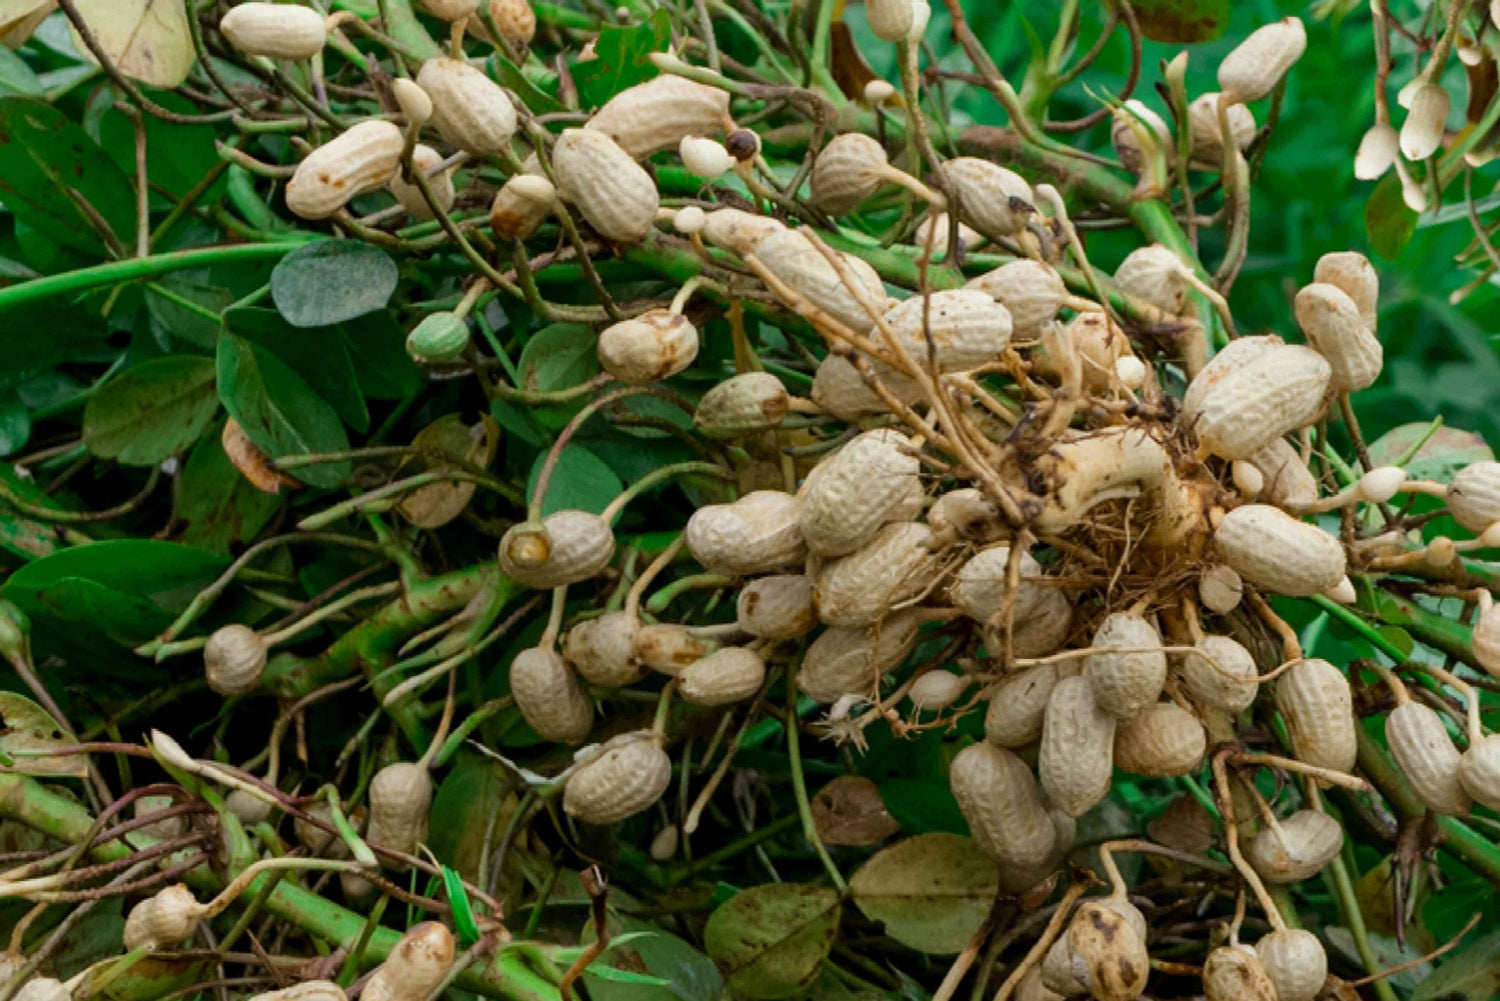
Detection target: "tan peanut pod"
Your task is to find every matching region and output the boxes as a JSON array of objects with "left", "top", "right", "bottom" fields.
[
  {"left": 1179, "top": 634, "right": 1258, "bottom": 713},
  {"left": 865, "top": 0, "right": 915, "bottom": 41},
  {"left": 1213, "top": 504, "right": 1346, "bottom": 597},
  {"left": 1147, "top": 794, "right": 1216, "bottom": 853},
  {"left": 1181, "top": 334, "right": 1283, "bottom": 425},
  {"left": 597, "top": 309, "right": 698, "bottom": 383},
  {"left": 814, "top": 521, "right": 942, "bottom": 627},
  {"left": 810, "top": 353, "right": 905, "bottom": 420},
  {"left": 1113, "top": 702, "right": 1206, "bottom": 777},
  {"left": 1314, "top": 250, "right": 1378, "bottom": 332},
  {"left": 635, "top": 624, "right": 718, "bottom": 676},
  {"left": 952, "top": 545, "right": 1048, "bottom": 625},
  {"left": 1255, "top": 929, "right": 1327, "bottom": 1001},
  {"left": 1197, "top": 564, "right": 1244, "bottom": 614},
  {"left": 1217, "top": 17, "right": 1307, "bottom": 104},
  {"left": 285, "top": 120, "right": 405, "bottom": 220},
  {"left": 498, "top": 510, "right": 615, "bottom": 588},
  {"left": 799, "top": 428, "right": 921, "bottom": 557},
  {"left": 122, "top": 884, "right": 200, "bottom": 951},
  {"left": 965, "top": 260, "right": 1067, "bottom": 338},
  {"left": 679, "top": 135, "right": 735, "bottom": 179},
  {"left": 1187, "top": 93, "right": 1255, "bottom": 168},
  {"left": 1111, "top": 99, "right": 1171, "bottom": 176},
  {"left": 1202, "top": 946, "right": 1278, "bottom": 1001},
  {"left": 416, "top": 58, "right": 517, "bottom": 155},
  {"left": 680, "top": 646, "right": 766, "bottom": 706},
  {"left": 483, "top": 0, "right": 537, "bottom": 44},
  {"left": 799, "top": 609, "right": 922, "bottom": 702},
  {"left": 1033, "top": 311, "right": 1131, "bottom": 390},
  {"left": 563, "top": 611, "right": 646, "bottom": 687},
  {"left": 1066, "top": 901, "right": 1149, "bottom": 1001},
  {"left": 1038, "top": 676, "right": 1116, "bottom": 817},
  {"left": 422, "top": 0, "right": 479, "bottom": 20},
  {"left": 563, "top": 731, "right": 672, "bottom": 824},
  {"left": 753, "top": 228, "right": 888, "bottom": 334},
  {"left": 1387, "top": 701, "right": 1470, "bottom": 815},
  {"left": 1446, "top": 461, "right": 1500, "bottom": 533},
  {"left": 686, "top": 490, "right": 805, "bottom": 574},
  {"left": 1295, "top": 282, "right": 1382, "bottom": 393},
  {"left": 392, "top": 78, "right": 432, "bottom": 126},
  {"left": 1400, "top": 82, "right": 1448, "bottom": 160},
  {"left": 1276, "top": 657, "right": 1356, "bottom": 775},
  {"left": 987, "top": 587, "right": 1075, "bottom": 660},
  {"left": 737, "top": 575, "right": 817, "bottom": 639},
  {"left": 387, "top": 145, "right": 455, "bottom": 221},
  {"left": 1085, "top": 612, "right": 1167, "bottom": 719},
  {"left": 927, "top": 487, "right": 1004, "bottom": 544},
  {"left": 249, "top": 982, "right": 348, "bottom": 1001},
  {"left": 876, "top": 289, "right": 1013, "bottom": 393},
  {"left": 1114, "top": 244, "right": 1189, "bottom": 315},
  {"left": 984, "top": 662, "right": 1076, "bottom": 747},
  {"left": 949, "top": 742, "right": 1057, "bottom": 868},
  {"left": 203, "top": 623, "right": 267, "bottom": 696},
  {"left": 1247, "top": 808, "right": 1343, "bottom": 882},
  {"left": 550, "top": 128, "right": 658, "bottom": 241},
  {"left": 220, "top": 3, "right": 326, "bottom": 59},
  {"left": 489, "top": 174, "right": 556, "bottom": 240},
  {"left": 1475, "top": 603, "right": 1500, "bottom": 676},
  {"left": 366, "top": 762, "right": 432, "bottom": 866},
  {"left": 1191, "top": 343, "right": 1331, "bottom": 460},
  {"left": 912, "top": 213, "right": 984, "bottom": 259},
  {"left": 585, "top": 74, "right": 732, "bottom": 159},
  {"left": 811, "top": 133, "right": 895, "bottom": 215},
  {"left": 1016, "top": 964, "right": 1066, "bottom": 1001},
  {"left": 941, "top": 157, "right": 1034, "bottom": 236},
  {"left": 701, "top": 207, "right": 786, "bottom": 256},
  {"left": 294, "top": 800, "right": 359, "bottom": 857},
  {"left": 694, "top": 372, "right": 790, "bottom": 439},
  {"left": 908, "top": 669, "right": 968, "bottom": 710},
  {"left": 510, "top": 647, "right": 593, "bottom": 744},
  {"left": 1459, "top": 734, "right": 1500, "bottom": 810},
  {"left": 1041, "top": 936, "right": 1088, "bottom": 996},
  {"left": 1246, "top": 437, "right": 1318, "bottom": 510},
  {"left": 362, "top": 923, "right": 454, "bottom": 1001}
]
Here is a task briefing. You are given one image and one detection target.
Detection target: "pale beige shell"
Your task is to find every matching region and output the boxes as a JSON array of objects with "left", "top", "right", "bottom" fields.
[
  {"left": 249, "top": 982, "right": 348, "bottom": 1001},
  {"left": 294, "top": 800, "right": 356, "bottom": 857},
  {"left": 1038, "top": 676, "right": 1116, "bottom": 817},
  {"left": 810, "top": 353, "right": 902, "bottom": 420},
  {"left": 1015, "top": 964, "right": 1066, "bottom": 1001},
  {"left": 1213, "top": 504, "right": 1346, "bottom": 597},
  {"left": 1085, "top": 612, "right": 1167, "bottom": 719},
  {"left": 551, "top": 128, "right": 659, "bottom": 241},
  {"left": 483, "top": 0, "right": 537, "bottom": 43},
  {"left": 798, "top": 428, "right": 921, "bottom": 556},
  {"left": 1295, "top": 282, "right": 1382, "bottom": 392},
  {"left": 811, "top": 133, "right": 892, "bottom": 215},
  {"left": 737, "top": 575, "right": 817, "bottom": 639},
  {"left": 227, "top": 788, "right": 274, "bottom": 826},
  {"left": 1247, "top": 437, "right": 1318, "bottom": 510},
  {"left": 1041, "top": 936, "right": 1087, "bottom": 996},
  {"left": 876, "top": 289, "right": 1013, "bottom": 394},
  {"left": 694, "top": 372, "right": 790, "bottom": 439},
  {"left": 388, "top": 145, "right": 455, "bottom": 221},
  {"left": 965, "top": 260, "right": 1067, "bottom": 337},
  {"left": 799, "top": 609, "right": 922, "bottom": 702},
  {"left": 498, "top": 510, "right": 615, "bottom": 588},
  {"left": 1387, "top": 701, "right": 1470, "bottom": 815},
  {"left": 422, "top": 0, "right": 479, "bottom": 20},
  {"left": 204, "top": 623, "right": 267, "bottom": 696},
  {"left": 635, "top": 624, "right": 717, "bottom": 676},
  {"left": 941, "top": 157, "right": 1033, "bottom": 236},
  {"left": 701, "top": 208, "right": 786, "bottom": 256},
  {"left": 1191, "top": 344, "right": 1332, "bottom": 460},
  {"left": 1202, "top": 946, "right": 1278, "bottom": 1001},
  {"left": 1066, "top": 901, "right": 1149, "bottom": 1001},
  {"left": 1276, "top": 657, "right": 1356, "bottom": 776},
  {"left": 362, "top": 923, "right": 454, "bottom": 1001},
  {"left": 1255, "top": 929, "right": 1327, "bottom": 1001},
  {"left": 1459, "top": 733, "right": 1500, "bottom": 811},
  {"left": 985, "top": 587, "right": 1075, "bottom": 661},
  {"left": 686, "top": 490, "right": 805, "bottom": 574},
  {"left": 814, "top": 521, "right": 942, "bottom": 627},
  {"left": 1187, "top": 93, "right": 1255, "bottom": 168},
  {"left": 984, "top": 662, "right": 1076, "bottom": 747},
  {"left": 1113, "top": 244, "right": 1189, "bottom": 315},
  {"left": 1247, "top": 808, "right": 1343, "bottom": 882},
  {"left": 563, "top": 611, "right": 646, "bottom": 687},
  {"left": 866, "top": 0, "right": 915, "bottom": 41},
  {"left": 510, "top": 647, "right": 593, "bottom": 744},
  {"left": 1032, "top": 311, "right": 1130, "bottom": 390},
  {"left": 680, "top": 646, "right": 766, "bottom": 706},
  {"left": 416, "top": 58, "right": 518, "bottom": 155},
  {"left": 1446, "top": 461, "right": 1500, "bottom": 533},
  {"left": 1475, "top": 604, "right": 1500, "bottom": 677},
  {"left": 563, "top": 732, "right": 672, "bottom": 824},
  {"left": 122, "top": 884, "right": 200, "bottom": 951},
  {"left": 366, "top": 762, "right": 432, "bottom": 865},
  {"left": 1179, "top": 634, "right": 1258, "bottom": 713},
  {"left": 1181, "top": 334, "right": 1282, "bottom": 425},
  {"left": 1113, "top": 702, "right": 1206, "bottom": 777},
  {"left": 1111, "top": 99, "right": 1171, "bottom": 176},
  {"left": 927, "top": 487, "right": 1003, "bottom": 543},
  {"left": 1198, "top": 564, "right": 1245, "bottom": 615},
  {"left": 949, "top": 741, "right": 1057, "bottom": 868},
  {"left": 585, "top": 74, "right": 732, "bottom": 159},
  {"left": 597, "top": 309, "right": 698, "bottom": 383},
  {"left": 1314, "top": 250, "right": 1378, "bottom": 332},
  {"left": 752, "top": 228, "right": 888, "bottom": 334},
  {"left": 489, "top": 174, "right": 556, "bottom": 240},
  {"left": 1217, "top": 17, "right": 1307, "bottom": 104},
  {"left": 286, "top": 120, "right": 405, "bottom": 220},
  {"left": 952, "top": 545, "right": 1047, "bottom": 625},
  {"left": 220, "top": 3, "right": 326, "bottom": 59},
  {"left": 912, "top": 213, "right": 984, "bottom": 258},
  {"left": 908, "top": 670, "right": 968, "bottom": 710}
]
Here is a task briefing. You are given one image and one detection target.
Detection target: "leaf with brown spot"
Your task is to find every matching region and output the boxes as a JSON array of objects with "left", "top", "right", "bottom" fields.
[
  {"left": 848, "top": 833, "right": 999, "bottom": 955},
  {"left": 397, "top": 413, "right": 500, "bottom": 529},
  {"left": 0, "top": 691, "right": 87, "bottom": 777},
  {"left": 1130, "top": 0, "right": 1230, "bottom": 42},
  {"left": 703, "top": 883, "right": 840, "bottom": 1000}
]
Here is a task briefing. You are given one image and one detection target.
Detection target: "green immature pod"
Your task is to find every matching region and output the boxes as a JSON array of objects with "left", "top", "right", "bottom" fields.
[
  {"left": 563, "top": 731, "right": 672, "bottom": 824},
  {"left": 597, "top": 309, "right": 699, "bottom": 383},
  {"left": 416, "top": 57, "right": 518, "bottom": 155},
  {"left": 551, "top": 129, "right": 659, "bottom": 242},
  {"left": 286, "top": 120, "right": 405, "bottom": 220},
  {"left": 220, "top": 3, "right": 327, "bottom": 60},
  {"left": 204, "top": 623, "right": 267, "bottom": 696},
  {"left": 693, "top": 372, "right": 790, "bottom": 439},
  {"left": 405, "top": 312, "right": 469, "bottom": 363}
]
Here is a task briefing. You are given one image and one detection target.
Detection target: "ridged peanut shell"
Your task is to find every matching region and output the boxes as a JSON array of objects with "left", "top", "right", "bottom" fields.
[
  {"left": 1295, "top": 282, "right": 1382, "bottom": 392},
  {"left": 585, "top": 75, "right": 732, "bottom": 159},
  {"left": 1314, "top": 250, "right": 1378, "bottom": 332},
  {"left": 1446, "top": 461, "right": 1500, "bottom": 533},
  {"left": 1113, "top": 702, "right": 1206, "bottom": 777},
  {"left": 1182, "top": 334, "right": 1282, "bottom": 425},
  {"left": 989, "top": 588, "right": 1075, "bottom": 660},
  {"left": 488, "top": 174, "right": 555, "bottom": 240},
  {"left": 701, "top": 208, "right": 785, "bottom": 256},
  {"left": 1179, "top": 634, "right": 1258, "bottom": 712},
  {"left": 1111, "top": 100, "right": 1171, "bottom": 176},
  {"left": 1459, "top": 734, "right": 1500, "bottom": 810},
  {"left": 1202, "top": 946, "right": 1278, "bottom": 1001},
  {"left": 1039, "top": 676, "right": 1116, "bottom": 817},
  {"left": 1198, "top": 564, "right": 1244, "bottom": 614},
  {"left": 1255, "top": 929, "right": 1327, "bottom": 1001},
  {"left": 416, "top": 58, "right": 518, "bottom": 155},
  {"left": 1247, "top": 437, "right": 1318, "bottom": 509},
  {"left": 865, "top": 0, "right": 915, "bottom": 41},
  {"left": 366, "top": 762, "right": 432, "bottom": 865},
  {"left": 1085, "top": 613, "right": 1167, "bottom": 719},
  {"left": 1066, "top": 901, "right": 1149, "bottom": 1001},
  {"left": 1387, "top": 701, "right": 1470, "bottom": 815},
  {"left": 1192, "top": 343, "right": 1331, "bottom": 459},
  {"left": 1247, "top": 808, "right": 1342, "bottom": 882},
  {"left": 877, "top": 289, "right": 1012, "bottom": 393},
  {"left": 799, "top": 609, "right": 922, "bottom": 702},
  {"left": 1188, "top": 93, "right": 1255, "bottom": 168},
  {"left": 220, "top": 3, "right": 326, "bottom": 59},
  {"left": 942, "top": 157, "right": 1033, "bottom": 236},
  {"left": 680, "top": 646, "right": 766, "bottom": 706},
  {"left": 286, "top": 120, "right": 404, "bottom": 220},
  {"left": 686, "top": 490, "right": 805, "bottom": 574},
  {"left": 362, "top": 923, "right": 454, "bottom": 1001},
  {"left": 1114, "top": 244, "right": 1189, "bottom": 315},
  {"left": 984, "top": 662, "right": 1077, "bottom": 747},
  {"left": 204, "top": 624, "right": 267, "bottom": 696},
  {"left": 814, "top": 521, "right": 942, "bottom": 627},
  {"left": 798, "top": 428, "right": 921, "bottom": 556},
  {"left": 511, "top": 647, "right": 593, "bottom": 744},
  {"left": 635, "top": 624, "right": 717, "bottom": 676},
  {"left": 811, "top": 133, "right": 892, "bottom": 215},
  {"left": 483, "top": 0, "right": 536, "bottom": 44},
  {"left": 387, "top": 144, "right": 455, "bottom": 221},
  {"left": 1213, "top": 504, "right": 1346, "bottom": 596},
  {"left": 498, "top": 510, "right": 615, "bottom": 588},
  {"left": 953, "top": 546, "right": 1048, "bottom": 625},
  {"left": 1217, "top": 17, "right": 1307, "bottom": 104},
  {"left": 123, "top": 884, "right": 200, "bottom": 950},
  {"left": 949, "top": 742, "right": 1056, "bottom": 868},
  {"left": 736, "top": 574, "right": 817, "bottom": 639},
  {"left": 563, "top": 611, "right": 646, "bottom": 687},
  {"left": 694, "top": 372, "right": 789, "bottom": 439},
  {"left": 597, "top": 309, "right": 698, "bottom": 383},
  {"left": 563, "top": 732, "right": 672, "bottom": 824},
  {"left": 965, "top": 260, "right": 1067, "bottom": 337},
  {"left": 551, "top": 129, "right": 658, "bottom": 241},
  {"left": 1276, "top": 657, "right": 1356, "bottom": 776},
  {"left": 927, "top": 487, "right": 1003, "bottom": 543},
  {"left": 810, "top": 353, "right": 902, "bottom": 420},
  {"left": 753, "top": 228, "right": 888, "bottom": 334}
]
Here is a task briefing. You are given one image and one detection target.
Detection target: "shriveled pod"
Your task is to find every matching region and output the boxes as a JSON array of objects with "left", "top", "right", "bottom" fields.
[
  {"left": 1202, "top": 946, "right": 1278, "bottom": 1001},
  {"left": 1197, "top": 564, "right": 1244, "bottom": 614},
  {"left": 1217, "top": 17, "right": 1307, "bottom": 104},
  {"left": 909, "top": 670, "right": 969, "bottom": 710},
  {"left": 811, "top": 133, "right": 899, "bottom": 215},
  {"left": 680, "top": 646, "right": 766, "bottom": 706},
  {"left": 286, "top": 120, "right": 405, "bottom": 220},
  {"left": 952, "top": 545, "right": 1049, "bottom": 625},
  {"left": 1181, "top": 334, "right": 1282, "bottom": 425},
  {"left": 249, "top": 983, "right": 348, "bottom": 1001},
  {"left": 1475, "top": 602, "right": 1500, "bottom": 676},
  {"left": 799, "top": 609, "right": 922, "bottom": 703},
  {"left": 597, "top": 309, "right": 698, "bottom": 383},
  {"left": 737, "top": 575, "right": 817, "bottom": 639},
  {"left": 941, "top": 157, "right": 1034, "bottom": 236},
  {"left": 814, "top": 521, "right": 943, "bottom": 627},
  {"left": 362, "top": 923, "right": 454, "bottom": 1001},
  {"left": 752, "top": 228, "right": 888, "bottom": 334},
  {"left": 877, "top": 289, "right": 1013, "bottom": 389},
  {"left": 1111, "top": 100, "right": 1171, "bottom": 176},
  {"left": 1188, "top": 93, "right": 1255, "bottom": 168},
  {"left": 563, "top": 611, "right": 645, "bottom": 687},
  {"left": 1247, "top": 808, "right": 1343, "bottom": 882},
  {"left": 1213, "top": 504, "right": 1346, "bottom": 597},
  {"left": 1066, "top": 901, "right": 1150, "bottom": 1001},
  {"left": 701, "top": 207, "right": 786, "bottom": 256},
  {"left": 388, "top": 145, "right": 455, "bottom": 221},
  {"left": 694, "top": 373, "right": 790, "bottom": 439},
  {"left": 551, "top": 129, "right": 658, "bottom": 241},
  {"left": 1085, "top": 612, "right": 1167, "bottom": 720},
  {"left": 204, "top": 623, "right": 267, "bottom": 696},
  {"left": 1039, "top": 676, "right": 1116, "bottom": 817},
  {"left": 585, "top": 74, "right": 732, "bottom": 159},
  {"left": 1113, "top": 244, "right": 1190, "bottom": 315},
  {"left": 927, "top": 487, "right": 1004, "bottom": 544},
  {"left": 1016, "top": 965, "right": 1065, "bottom": 1001},
  {"left": 123, "top": 884, "right": 200, "bottom": 951},
  {"left": 965, "top": 260, "right": 1067, "bottom": 338},
  {"left": 489, "top": 174, "right": 556, "bottom": 240},
  {"left": 1460, "top": 734, "right": 1500, "bottom": 810},
  {"left": 219, "top": 3, "right": 326, "bottom": 59},
  {"left": 415, "top": 58, "right": 517, "bottom": 155},
  {"left": 990, "top": 587, "right": 1074, "bottom": 659},
  {"left": 949, "top": 742, "right": 1057, "bottom": 868},
  {"left": 1191, "top": 343, "right": 1331, "bottom": 460},
  {"left": 510, "top": 647, "right": 593, "bottom": 744},
  {"left": 1314, "top": 250, "right": 1379, "bottom": 332},
  {"left": 686, "top": 490, "right": 805, "bottom": 574},
  {"left": 1295, "top": 282, "right": 1382, "bottom": 392},
  {"left": 498, "top": 510, "right": 615, "bottom": 588},
  {"left": 984, "top": 662, "right": 1076, "bottom": 747},
  {"left": 635, "top": 624, "right": 717, "bottom": 675},
  {"left": 481, "top": 0, "right": 537, "bottom": 44},
  {"left": 366, "top": 762, "right": 432, "bottom": 865},
  {"left": 1276, "top": 657, "right": 1356, "bottom": 775},
  {"left": 799, "top": 428, "right": 921, "bottom": 557},
  {"left": 1255, "top": 929, "right": 1327, "bottom": 1001},
  {"left": 1113, "top": 702, "right": 1206, "bottom": 777},
  {"left": 1179, "top": 634, "right": 1258, "bottom": 713},
  {"left": 563, "top": 731, "right": 672, "bottom": 824},
  {"left": 810, "top": 353, "right": 902, "bottom": 420},
  {"left": 1445, "top": 461, "right": 1500, "bottom": 532},
  {"left": 1247, "top": 437, "right": 1318, "bottom": 510},
  {"left": 1034, "top": 311, "right": 1131, "bottom": 390},
  {"left": 1387, "top": 701, "right": 1470, "bottom": 815},
  {"left": 421, "top": 0, "right": 479, "bottom": 20}
]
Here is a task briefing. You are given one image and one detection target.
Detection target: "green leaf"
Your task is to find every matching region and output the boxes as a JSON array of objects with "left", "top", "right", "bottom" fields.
[
  {"left": 0, "top": 97, "right": 138, "bottom": 257},
  {"left": 97, "top": 92, "right": 222, "bottom": 201},
  {"left": 572, "top": 9, "right": 672, "bottom": 108},
  {"left": 848, "top": 834, "right": 999, "bottom": 955},
  {"left": 583, "top": 920, "right": 723, "bottom": 1001},
  {"left": 340, "top": 310, "right": 423, "bottom": 399},
  {"left": 1365, "top": 170, "right": 1419, "bottom": 261},
  {"left": 0, "top": 692, "right": 88, "bottom": 777},
  {"left": 146, "top": 274, "right": 236, "bottom": 348},
  {"left": 492, "top": 55, "right": 565, "bottom": 114},
  {"left": 875, "top": 778, "right": 971, "bottom": 837},
  {"left": 1128, "top": 0, "right": 1229, "bottom": 42},
  {"left": 82, "top": 356, "right": 220, "bottom": 466},
  {"left": 515, "top": 321, "right": 600, "bottom": 430},
  {"left": 703, "top": 884, "right": 840, "bottom": 1001},
  {"left": 442, "top": 865, "right": 482, "bottom": 946},
  {"left": 224, "top": 307, "right": 369, "bottom": 434},
  {"left": 217, "top": 333, "right": 351, "bottom": 489},
  {"left": 1367, "top": 423, "right": 1495, "bottom": 484},
  {"left": 0, "top": 46, "right": 42, "bottom": 96},
  {"left": 0, "top": 392, "right": 30, "bottom": 456},
  {"left": 527, "top": 445, "right": 623, "bottom": 516},
  {"left": 176, "top": 429, "right": 283, "bottom": 557},
  {"left": 270, "top": 239, "right": 399, "bottom": 328}
]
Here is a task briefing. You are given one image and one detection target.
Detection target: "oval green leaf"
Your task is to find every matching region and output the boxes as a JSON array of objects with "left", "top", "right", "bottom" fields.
[
  {"left": 271, "top": 240, "right": 399, "bottom": 327},
  {"left": 703, "top": 883, "right": 840, "bottom": 1000},
  {"left": 1366, "top": 170, "right": 1419, "bottom": 262},
  {"left": 526, "top": 444, "right": 623, "bottom": 517},
  {"left": 82, "top": 356, "right": 220, "bottom": 466},
  {"left": 849, "top": 833, "right": 999, "bottom": 955}
]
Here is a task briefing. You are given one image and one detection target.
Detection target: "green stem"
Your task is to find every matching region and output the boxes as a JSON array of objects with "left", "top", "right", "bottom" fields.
[
  {"left": 1326, "top": 854, "right": 1400, "bottom": 1001},
  {"left": 786, "top": 655, "right": 848, "bottom": 893}
]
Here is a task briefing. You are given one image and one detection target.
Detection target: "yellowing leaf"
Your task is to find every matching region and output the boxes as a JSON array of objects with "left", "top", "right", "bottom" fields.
[
  {"left": 0, "top": 0, "right": 55, "bottom": 48},
  {"left": 0, "top": 692, "right": 87, "bottom": 778},
  {"left": 398, "top": 413, "right": 500, "bottom": 529},
  {"left": 849, "top": 833, "right": 998, "bottom": 955},
  {"left": 68, "top": 0, "right": 195, "bottom": 89}
]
